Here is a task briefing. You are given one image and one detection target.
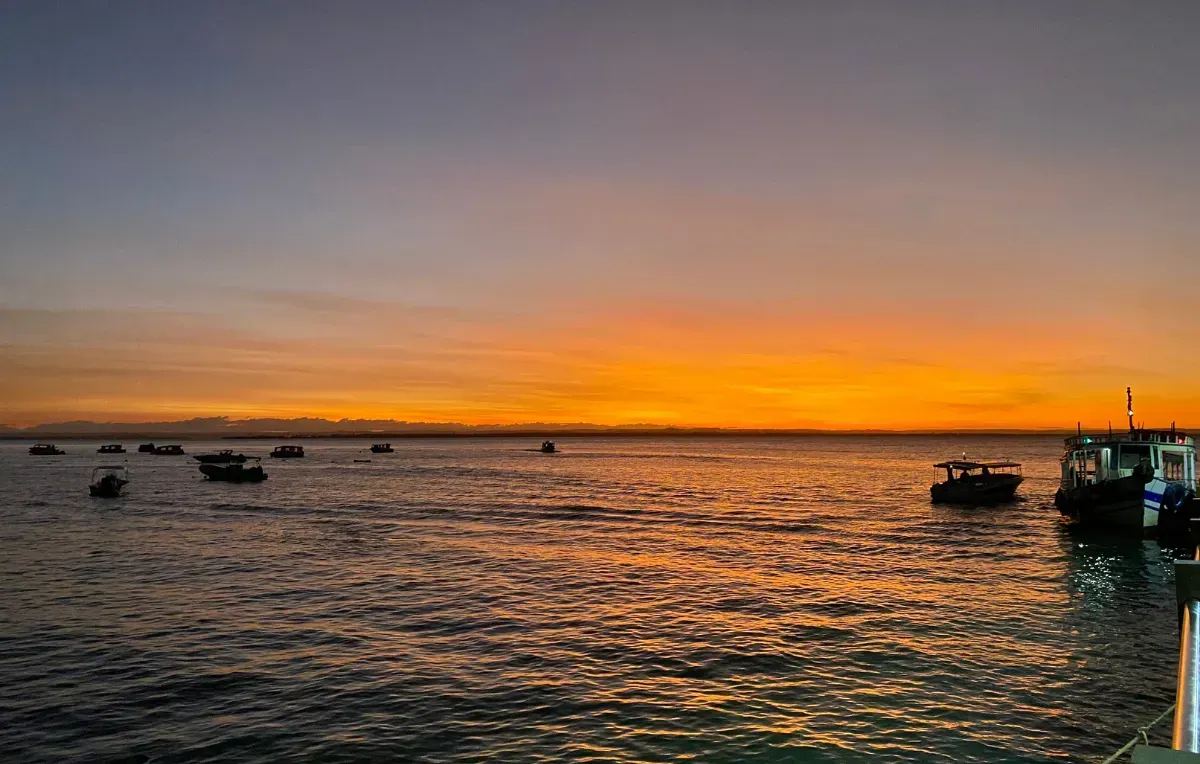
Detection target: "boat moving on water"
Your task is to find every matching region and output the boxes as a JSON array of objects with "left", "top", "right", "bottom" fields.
[
  {"left": 540, "top": 440, "right": 557, "bottom": 453},
  {"left": 931, "top": 460, "right": 1023, "bottom": 505},
  {"left": 89, "top": 466, "right": 129, "bottom": 497},
  {"left": 1055, "top": 388, "right": 1197, "bottom": 536},
  {"left": 193, "top": 450, "right": 248, "bottom": 464},
  {"left": 200, "top": 458, "right": 267, "bottom": 482},
  {"left": 28, "top": 444, "right": 64, "bottom": 455}
]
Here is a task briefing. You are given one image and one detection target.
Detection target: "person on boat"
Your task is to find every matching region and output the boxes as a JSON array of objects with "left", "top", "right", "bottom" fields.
[
  {"left": 981, "top": 466, "right": 990, "bottom": 477},
  {"left": 959, "top": 469, "right": 971, "bottom": 481}
]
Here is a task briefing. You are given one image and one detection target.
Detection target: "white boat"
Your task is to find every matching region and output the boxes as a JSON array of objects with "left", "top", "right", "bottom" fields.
[{"left": 1055, "top": 388, "right": 1196, "bottom": 535}]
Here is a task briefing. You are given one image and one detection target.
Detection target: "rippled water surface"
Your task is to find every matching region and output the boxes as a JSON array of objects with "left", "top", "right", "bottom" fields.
[{"left": 0, "top": 436, "right": 1183, "bottom": 763}]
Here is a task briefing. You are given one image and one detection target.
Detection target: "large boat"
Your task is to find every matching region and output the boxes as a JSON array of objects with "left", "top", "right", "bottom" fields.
[
  {"left": 370, "top": 443, "right": 394, "bottom": 453},
  {"left": 29, "top": 444, "right": 64, "bottom": 455},
  {"left": 193, "top": 450, "right": 248, "bottom": 464},
  {"left": 137, "top": 443, "right": 156, "bottom": 453},
  {"left": 98, "top": 444, "right": 126, "bottom": 454},
  {"left": 153, "top": 444, "right": 186, "bottom": 456},
  {"left": 931, "top": 460, "right": 1023, "bottom": 505},
  {"left": 1055, "top": 389, "right": 1196, "bottom": 535},
  {"left": 199, "top": 458, "right": 267, "bottom": 482},
  {"left": 89, "top": 466, "right": 129, "bottom": 497},
  {"left": 270, "top": 445, "right": 305, "bottom": 458}
]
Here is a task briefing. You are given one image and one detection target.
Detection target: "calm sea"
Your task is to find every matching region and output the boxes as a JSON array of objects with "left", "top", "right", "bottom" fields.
[{"left": 0, "top": 436, "right": 1183, "bottom": 763}]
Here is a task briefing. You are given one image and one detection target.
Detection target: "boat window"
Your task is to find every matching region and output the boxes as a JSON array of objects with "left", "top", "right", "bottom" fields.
[
  {"left": 1117, "top": 444, "right": 1152, "bottom": 470},
  {"left": 1165, "top": 452, "right": 1186, "bottom": 482}
]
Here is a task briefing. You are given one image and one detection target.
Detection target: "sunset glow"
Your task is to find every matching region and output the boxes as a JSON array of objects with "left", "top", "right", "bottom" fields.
[{"left": 3, "top": 3, "right": 1198, "bottom": 430}]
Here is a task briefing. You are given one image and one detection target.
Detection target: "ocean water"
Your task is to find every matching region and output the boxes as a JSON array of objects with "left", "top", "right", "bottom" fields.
[{"left": 0, "top": 436, "right": 1183, "bottom": 763}]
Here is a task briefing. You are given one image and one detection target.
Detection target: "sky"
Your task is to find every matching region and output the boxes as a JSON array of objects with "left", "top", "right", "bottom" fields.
[{"left": 2, "top": 1, "right": 1199, "bottom": 429}]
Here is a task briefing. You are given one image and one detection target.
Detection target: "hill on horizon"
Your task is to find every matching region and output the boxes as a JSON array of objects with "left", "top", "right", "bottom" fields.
[{"left": 0, "top": 416, "right": 1121, "bottom": 438}]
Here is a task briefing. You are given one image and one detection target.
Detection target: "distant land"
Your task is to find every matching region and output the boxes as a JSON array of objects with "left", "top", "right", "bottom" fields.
[{"left": 0, "top": 416, "right": 1135, "bottom": 439}]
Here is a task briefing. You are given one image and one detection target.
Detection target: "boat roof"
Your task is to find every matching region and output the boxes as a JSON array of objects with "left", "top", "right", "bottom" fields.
[
  {"left": 934, "top": 460, "right": 1021, "bottom": 469},
  {"left": 1065, "top": 430, "right": 1193, "bottom": 448}
]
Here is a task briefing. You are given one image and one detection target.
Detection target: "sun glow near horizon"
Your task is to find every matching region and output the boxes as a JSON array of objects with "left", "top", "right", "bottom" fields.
[{"left": 2, "top": 4, "right": 1199, "bottom": 429}]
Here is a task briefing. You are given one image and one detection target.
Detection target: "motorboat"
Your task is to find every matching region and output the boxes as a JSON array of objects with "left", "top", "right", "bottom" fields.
[
  {"left": 270, "top": 445, "right": 305, "bottom": 458},
  {"left": 1055, "top": 389, "right": 1196, "bottom": 536},
  {"left": 138, "top": 443, "right": 156, "bottom": 453},
  {"left": 199, "top": 458, "right": 267, "bottom": 482},
  {"left": 193, "top": 450, "right": 248, "bottom": 464},
  {"left": 90, "top": 466, "right": 129, "bottom": 497},
  {"left": 153, "top": 444, "right": 186, "bottom": 456},
  {"left": 29, "top": 444, "right": 64, "bottom": 455},
  {"left": 540, "top": 440, "right": 557, "bottom": 454},
  {"left": 98, "top": 444, "right": 126, "bottom": 454},
  {"left": 370, "top": 443, "right": 394, "bottom": 453},
  {"left": 931, "top": 460, "right": 1023, "bottom": 505}
]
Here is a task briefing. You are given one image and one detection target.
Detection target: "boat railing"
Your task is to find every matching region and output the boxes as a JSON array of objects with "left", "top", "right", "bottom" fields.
[{"left": 1065, "top": 431, "right": 1193, "bottom": 449}]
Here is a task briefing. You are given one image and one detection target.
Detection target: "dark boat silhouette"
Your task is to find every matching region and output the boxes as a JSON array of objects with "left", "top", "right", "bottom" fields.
[
  {"left": 370, "top": 443, "right": 394, "bottom": 453},
  {"left": 200, "top": 459, "right": 267, "bottom": 482},
  {"left": 98, "top": 444, "right": 126, "bottom": 454},
  {"left": 29, "top": 444, "right": 64, "bottom": 455},
  {"left": 138, "top": 443, "right": 156, "bottom": 453},
  {"left": 193, "top": 450, "right": 248, "bottom": 464},
  {"left": 270, "top": 445, "right": 305, "bottom": 458},
  {"left": 90, "top": 466, "right": 129, "bottom": 497},
  {"left": 540, "top": 440, "right": 557, "bottom": 453},
  {"left": 931, "top": 460, "right": 1023, "bottom": 505},
  {"left": 153, "top": 444, "right": 185, "bottom": 456}
]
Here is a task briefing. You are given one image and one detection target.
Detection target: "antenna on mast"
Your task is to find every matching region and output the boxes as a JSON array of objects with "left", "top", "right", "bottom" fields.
[{"left": 1127, "top": 387, "right": 1135, "bottom": 433}]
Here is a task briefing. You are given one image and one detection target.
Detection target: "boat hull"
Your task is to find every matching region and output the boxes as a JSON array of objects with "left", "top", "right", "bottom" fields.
[
  {"left": 1054, "top": 474, "right": 1150, "bottom": 531},
  {"left": 89, "top": 480, "right": 127, "bottom": 498},
  {"left": 194, "top": 454, "right": 247, "bottom": 464},
  {"left": 930, "top": 476, "right": 1022, "bottom": 505},
  {"left": 199, "top": 464, "right": 268, "bottom": 482}
]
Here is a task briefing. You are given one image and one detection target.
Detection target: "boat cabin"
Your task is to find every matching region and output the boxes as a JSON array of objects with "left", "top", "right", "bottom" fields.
[
  {"left": 98, "top": 444, "right": 126, "bottom": 454},
  {"left": 270, "top": 445, "right": 305, "bottom": 458},
  {"left": 935, "top": 460, "right": 1022, "bottom": 482},
  {"left": 153, "top": 444, "right": 186, "bottom": 456},
  {"left": 29, "top": 444, "right": 64, "bottom": 455},
  {"left": 370, "top": 443, "right": 393, "bottom": 453},
  {"left": 1060, "top": 430, "right": 1195, "bottom": 491}
]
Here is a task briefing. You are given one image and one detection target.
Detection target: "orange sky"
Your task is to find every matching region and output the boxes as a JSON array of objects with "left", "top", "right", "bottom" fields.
[{"left": 3, "top": 5, "right": 1199, "bottom": 429}]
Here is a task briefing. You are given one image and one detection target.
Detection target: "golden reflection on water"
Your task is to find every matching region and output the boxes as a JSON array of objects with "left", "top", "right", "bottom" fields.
[{"left": 0, "top": 436, "right": 1182, "bottom": 762}]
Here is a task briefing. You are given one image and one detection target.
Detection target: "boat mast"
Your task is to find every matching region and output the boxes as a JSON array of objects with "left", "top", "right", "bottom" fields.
[{"left": 1127, "top": 386, "right": 1135, "bottom": 433}]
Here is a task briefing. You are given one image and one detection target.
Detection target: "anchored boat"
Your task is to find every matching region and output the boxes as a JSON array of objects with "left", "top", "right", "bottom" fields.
[
  {"left": 540, "top": 440, "right": 557, "bottom": 454},
  {"left": 199, "top": 458, "right": 267, "bottom": 482},
  {"left": 370, "top": 443, "right": 394, "bottom": 453},
  {"left": 270, "top": 445, "right": 304, "bottom": 459},
  {"left": 28, "top": 444, "right": 64, "bottom": 455},
  {"left": 1055, "top": 388, "right": 1196, "bottom": 535},
  {"left": 153, "top": 444, "right": 186, "bottom": 456},
  {"left": 137, "top": 443, "right": 156, "bottom": 453},
  {"left": 931, "top": 460, "right": 1023, "bottom": 505},
  {"left": 97, "top": 444, "right": 126, "bottom": 454},
  {"left": 89, "top": 466, "right": 129, "bottom": 497}
]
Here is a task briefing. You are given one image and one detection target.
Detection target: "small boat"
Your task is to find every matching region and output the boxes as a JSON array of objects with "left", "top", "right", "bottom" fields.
[
  {"left": 1055, "top": 388, "right": 1196, "bottom": 536},
  {"left": 193, "top": 450, "right": 248, "bottom": 464},
  {"left": 153, "top": 444, "right": 186, "bottom": 456},
  {"left": 199, "top": 458, "right": 267, "bottom": 482},
  {"left": 540, "top": 440, "right": 557, "bottom": 454},
  {"left": 90, "top": 466, "right": 129, "bottom": 497},
  {"left": 370, "top": 443, "right": 394, "bottom": 453},
  {"left": 931, "top": 460, "right": 1023, "bottom": 505},
  {"left": 270, "top": 445, "right": 305, "bottom": 459},
  {"left": 29, "top": 444, "right": 65, "bottom": 455},
  {"left": 137, "top": 443, "right": 156, "bottom": 453},
  {"left": 98, "top": 444, "right": 126, "bottom": 454}
]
